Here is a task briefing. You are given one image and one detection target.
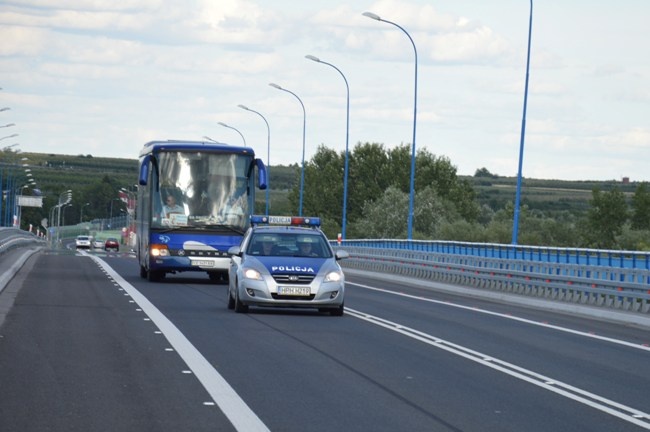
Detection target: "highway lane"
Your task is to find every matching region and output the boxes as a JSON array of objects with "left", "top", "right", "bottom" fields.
[{"left": 1, "top": 249, "right": 649, "bottom": 431}]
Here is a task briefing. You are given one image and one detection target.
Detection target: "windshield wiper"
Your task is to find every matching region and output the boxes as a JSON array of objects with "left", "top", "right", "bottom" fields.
[{"left": 200, "top": 224, "right": 246, "bottom": 235}]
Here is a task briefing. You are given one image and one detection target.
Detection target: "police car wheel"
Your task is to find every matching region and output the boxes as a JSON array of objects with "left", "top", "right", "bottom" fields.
[
  {"left": 234, "top": 288, "right": 248, "bottom": 313},
  {"left": 330, "top": 304, "right": 344, "bottom": 317},
  {"left": 227, "top": 289, "right": 235, "bottom": 309}
]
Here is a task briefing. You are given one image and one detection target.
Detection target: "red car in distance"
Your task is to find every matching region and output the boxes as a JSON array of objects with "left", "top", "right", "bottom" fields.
[{"left": 104, "top": 238, "right": 120, "bottom": 252}]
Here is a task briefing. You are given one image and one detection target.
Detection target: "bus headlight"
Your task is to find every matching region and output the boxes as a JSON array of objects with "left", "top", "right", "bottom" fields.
[{"left": 150, "top": 244, "right": 170, "bottom": 257}]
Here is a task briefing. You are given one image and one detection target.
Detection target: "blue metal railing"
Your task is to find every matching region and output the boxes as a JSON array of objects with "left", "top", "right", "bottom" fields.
[{"left": 336, "top": 239, "right": 650, "bottom": 270}]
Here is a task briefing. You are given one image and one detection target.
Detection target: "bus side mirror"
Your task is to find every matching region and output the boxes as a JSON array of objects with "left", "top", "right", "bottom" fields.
[
  {"left": 255, "top": 158, "right": 268, "bottom": 190},
  {"left": 139, "top": 155, "right": 150, "bottom": 186}
]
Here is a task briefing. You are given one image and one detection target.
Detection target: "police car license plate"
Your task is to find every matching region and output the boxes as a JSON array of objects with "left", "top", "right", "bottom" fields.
[
  {"left": 192, "top": 260, "right": 214, "bottom": 267},
  {"left": 278, "top": 286, "right": 310, "bottom": 296}
]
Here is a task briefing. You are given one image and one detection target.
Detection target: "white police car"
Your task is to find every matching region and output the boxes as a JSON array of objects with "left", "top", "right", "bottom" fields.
[{"left": 227, "top": 215, "right": 349, "bottom": 316}]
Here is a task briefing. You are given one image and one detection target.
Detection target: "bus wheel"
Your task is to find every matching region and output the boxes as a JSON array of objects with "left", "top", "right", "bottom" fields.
[
  {"left": 148, "top": 269, "right": 164, "bottom": 282},
  {"left": 139, "top": 265, "right": 147, "bottom": 279}
]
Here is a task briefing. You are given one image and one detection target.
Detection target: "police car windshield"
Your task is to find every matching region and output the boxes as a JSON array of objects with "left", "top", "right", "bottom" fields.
[{"left": 247, "top": 232, "right": 331, "bottom": 258}]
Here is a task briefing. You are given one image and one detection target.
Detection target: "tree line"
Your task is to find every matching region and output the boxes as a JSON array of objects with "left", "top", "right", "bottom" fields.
[
  {"left": 284, "top": 142, "right": 650, "bottom": 251},
  {"left": 10, "top": 146, "right": 650, "bottom": 251}
]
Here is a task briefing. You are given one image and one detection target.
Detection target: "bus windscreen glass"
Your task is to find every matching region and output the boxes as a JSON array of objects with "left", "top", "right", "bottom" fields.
[{"left": 153, "top": 151, "right": 252, "bottom": 231}]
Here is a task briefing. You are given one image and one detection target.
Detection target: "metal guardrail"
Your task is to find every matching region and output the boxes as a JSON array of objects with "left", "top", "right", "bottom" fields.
[
  {"left": 0, "top": 227, "right": 46, "bottom": 255},
  {"left": 339, "top": 239, "right": 650, "bottom": 270},
  {"left": 337, "top": 246, "right": 650, "bottom": 315}
]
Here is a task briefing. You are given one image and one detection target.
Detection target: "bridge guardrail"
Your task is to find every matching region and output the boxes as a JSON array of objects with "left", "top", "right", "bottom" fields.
[
  {"left": 337, "top": 246, "right": 650, "bottom": 314},
  {"left": 0, "top": 227, "right": 46, "bottom": 256}
]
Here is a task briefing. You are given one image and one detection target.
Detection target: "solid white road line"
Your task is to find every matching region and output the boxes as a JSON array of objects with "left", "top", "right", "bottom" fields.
[
  {"left": 91, "top": 255, "right": 270, "bottom": 432},
  {"left": 348, "top": 281, "right": 650, "bottom": 351},
  {"left": 346, "top": 307, "right": 650, "bottom": 430}
]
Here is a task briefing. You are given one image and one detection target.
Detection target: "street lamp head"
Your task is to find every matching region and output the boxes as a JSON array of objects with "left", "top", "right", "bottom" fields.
[
  {"left": 237, "top": 104, "right": 250, "bottom": 111},
  {"left": 1, "top": 123, "right": 15, "bottom": 128},
  {"left": 305, "top": 54, "right": 321, "bottom": 63},
  {"left": 269, "top": 82, "right": 282, "bottom": 90},
  {"left": 218, "top": 121, "right": 229, "bottom": 127},
  {"left": 0, "top": 133, "right": 18, "bottom": 141},
  {"left": 362, "top": 11, "right": 381, "bottom": 21},
  {"left": 0, "top": 107, "right": 10, "bottom": 112}
]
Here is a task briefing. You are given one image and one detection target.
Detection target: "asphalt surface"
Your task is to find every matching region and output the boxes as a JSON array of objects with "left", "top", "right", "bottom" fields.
[{"left": 1, "top": 247, "right": 649, "bottom": 431}]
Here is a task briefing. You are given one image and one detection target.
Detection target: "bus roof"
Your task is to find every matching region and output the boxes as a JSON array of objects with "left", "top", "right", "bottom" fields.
[{"left": 139, "top": 140, "right": 256, "bottom": 158}]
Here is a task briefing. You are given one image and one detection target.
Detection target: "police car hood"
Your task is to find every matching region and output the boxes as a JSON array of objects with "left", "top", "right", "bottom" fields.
[{"left": 253, "top": 256, "right": 329, "bottom": 275}]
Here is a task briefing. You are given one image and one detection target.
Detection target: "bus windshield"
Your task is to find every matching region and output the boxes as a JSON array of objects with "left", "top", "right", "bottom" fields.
[{"left": 152, "top": 151, "right": 252, "bottom": 231}]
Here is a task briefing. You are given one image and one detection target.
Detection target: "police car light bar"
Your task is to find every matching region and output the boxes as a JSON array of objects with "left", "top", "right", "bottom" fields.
[{"left": 250, "top": 215, "right": 321, "bottom": 227}]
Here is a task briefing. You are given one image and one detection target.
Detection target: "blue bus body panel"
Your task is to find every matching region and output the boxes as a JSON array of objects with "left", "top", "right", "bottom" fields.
[{"left": 148, "top": 231, "right": 242, "bottom": 272}]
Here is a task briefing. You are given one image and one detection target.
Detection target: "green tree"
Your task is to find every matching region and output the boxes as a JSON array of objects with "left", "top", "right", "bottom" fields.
[
  {"left": 631, "top": 182, "right": 650, "bottom": 230},
  {"left": 353, "top": 186, "right": 408, "bottom": 238},
  {"left": 584, "top": 187, "right": 628, "bottom": 248}
]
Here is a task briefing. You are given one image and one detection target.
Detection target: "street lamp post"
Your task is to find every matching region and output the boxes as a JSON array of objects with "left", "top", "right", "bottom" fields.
[
  {"left": 269, "top": 82, "right": 307, "bottom": 216},
  {"left": 80, "top": 202, "right": 90, "bottom": 223},
  {"left": 218, "top": 122, "right": 247, "bottom": 146},
  {"left": 512, "top": 0, "right": 534, "bottom": 246},
  {"left": 238, "top": 104, "right": 271, "bottom": 215},
  {"left": 363, "top": 11, "right": 419, "bottom": 240},
  {"left": 305, "top": 54, "right": 351, "bottom": 240},
  {"left": 109, "top": 198, "right": 121, "bottom": 227}
]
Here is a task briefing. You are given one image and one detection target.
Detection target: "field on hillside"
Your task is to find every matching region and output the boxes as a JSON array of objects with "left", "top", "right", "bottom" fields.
[{"left": 4, "top": 150, "right": 640, "bottom": 219}]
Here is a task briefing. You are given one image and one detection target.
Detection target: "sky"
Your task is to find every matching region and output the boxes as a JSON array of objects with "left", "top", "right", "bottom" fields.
[{"left": 0, "top": 0, "right": 648, "bottom": 182}]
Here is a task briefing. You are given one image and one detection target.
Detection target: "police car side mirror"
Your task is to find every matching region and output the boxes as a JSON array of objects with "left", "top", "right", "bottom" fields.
[
  {"left": 335, "top": 250, "right": 349, "bottom": 260},
  {"left": 228, "top": 245, "right": 242, "bottom": 257}
]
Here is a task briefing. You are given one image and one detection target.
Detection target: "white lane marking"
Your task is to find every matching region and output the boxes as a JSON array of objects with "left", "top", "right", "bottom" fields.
[
  {"left": 90, "top": 255, "right": 270, "bottom": 432},
  {"left": 348, "top": 282, "right": 650, "bottom": 351},
  {"left": 345, "top": 307, "right": 650, "bottom": 429}
]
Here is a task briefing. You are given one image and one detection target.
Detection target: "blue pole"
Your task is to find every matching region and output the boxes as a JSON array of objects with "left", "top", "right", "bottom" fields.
[
  {"left": 512, "top": 0, "right": 534, "bottom": 245},
  {"left": 238, "top": 105, "right": 271, "bottom": 215},
  {"left": 363, "top": 12, "right": 418, "bottom": 240},
  {"left": 269, "top": 83, "right": 306, "bottom": 216},
  {"left": 305, "top": 55, "right": 350, "bottom": 239},
  {"left": 0, "top": 168, "right": 3, "bottom": 226}
]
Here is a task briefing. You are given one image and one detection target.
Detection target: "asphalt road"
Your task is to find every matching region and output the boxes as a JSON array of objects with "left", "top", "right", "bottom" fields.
[{"left": 1, "top": 248, "right": 649, "bottom": 431}]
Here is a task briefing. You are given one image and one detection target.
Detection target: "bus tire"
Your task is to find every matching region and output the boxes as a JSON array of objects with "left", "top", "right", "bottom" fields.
[
  {"left": 140, "top": 265, "right": 147, "bottom": 279},
  {"left": 148, "top": 269, "right": 164, "bottom": 282}
]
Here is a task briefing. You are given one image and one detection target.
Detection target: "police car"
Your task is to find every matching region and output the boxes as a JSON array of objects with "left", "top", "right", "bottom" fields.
[{"left": 227, "top": 215, "right": 349, "bottom": 316}]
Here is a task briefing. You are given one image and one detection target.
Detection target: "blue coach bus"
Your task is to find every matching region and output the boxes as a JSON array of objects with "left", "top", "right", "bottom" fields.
[{"left": 136, "top": 140, "right": 267, "bottom": 282}]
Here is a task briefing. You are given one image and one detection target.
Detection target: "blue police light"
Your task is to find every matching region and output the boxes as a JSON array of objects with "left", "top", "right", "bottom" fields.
[{"left": 250, "top": 215, "right": 320, "bottom": 227}]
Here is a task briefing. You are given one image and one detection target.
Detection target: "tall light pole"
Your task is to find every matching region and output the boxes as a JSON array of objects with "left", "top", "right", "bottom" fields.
[
  {"left": 238, "top": 104, "right": 271, "bottom": 215},
  {"left": 218, "top": 122, "right": 247, "bottom": 146},
  {"left": 80, "top": 202, "right": 90, "bottom": 223},
  {"left": 305, "top": 54, "right": 351, "bottom": 240},
  {"left": 363, "top": 11, "right": 419, "bottom": 240},
  {"left": 269, "top": 82, "right": 307, "bottom": 216},
  {"left": 512, "top": 0, "right": 534, "bottom": 246}
]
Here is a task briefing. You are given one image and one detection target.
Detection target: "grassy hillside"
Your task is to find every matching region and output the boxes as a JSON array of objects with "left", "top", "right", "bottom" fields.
[{"left": 4, "top": 149, "right": 638, "bottom": 227}]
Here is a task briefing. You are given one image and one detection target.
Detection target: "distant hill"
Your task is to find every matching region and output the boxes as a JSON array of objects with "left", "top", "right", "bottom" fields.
[
  {"left": 464, "top": 175, "right": 638, "bottom": 215},
  {"left": 6, "top": 150, "right": 638, "bottom": 220}
]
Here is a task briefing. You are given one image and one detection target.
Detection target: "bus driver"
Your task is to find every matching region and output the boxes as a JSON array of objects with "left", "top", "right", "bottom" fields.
[{"left": 162, "top": 195, "right": 184, "bottom": 218}]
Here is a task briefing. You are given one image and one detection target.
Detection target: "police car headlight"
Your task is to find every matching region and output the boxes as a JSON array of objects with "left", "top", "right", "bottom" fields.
[
  {"left": 244, "top": 268, "right": 262, "bottom": 280},
  {"left": 324, "top": 271, "right": 342, "bottom": 283}
]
